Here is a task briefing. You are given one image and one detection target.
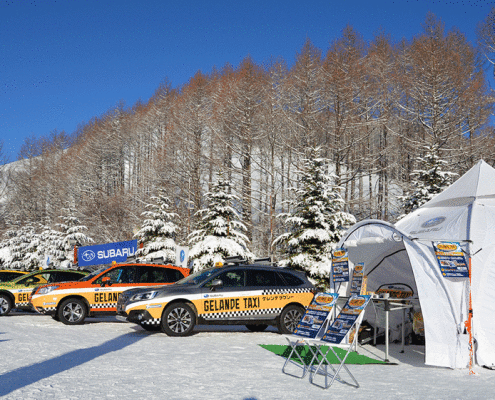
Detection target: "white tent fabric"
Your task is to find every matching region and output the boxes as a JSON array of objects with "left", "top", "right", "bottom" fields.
[{"left": 335, "top": 160, "right": 495, "bottom": 369}]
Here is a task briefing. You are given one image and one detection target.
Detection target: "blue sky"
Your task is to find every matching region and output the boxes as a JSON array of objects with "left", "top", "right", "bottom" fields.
[{"left": 1, "top": 0, "right": 494, "bottom": 162}]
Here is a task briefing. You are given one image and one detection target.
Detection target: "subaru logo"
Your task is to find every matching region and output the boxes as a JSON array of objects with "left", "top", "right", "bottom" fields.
[
  {"left": 421, "top": 217, "right": 446, "bottom": 228},
  {"left": 82, "top": 250, "right": 96, "bottom": 262}
]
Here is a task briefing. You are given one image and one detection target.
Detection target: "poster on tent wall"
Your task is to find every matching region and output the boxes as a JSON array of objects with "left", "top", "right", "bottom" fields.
[
  {"left": 432, "top": 241, "right": 469, "bottom": 278},
  {"left": 349, "top": 263, "right": 365, "bottom": 296},
  {"left": 293, "top": 293, "right": 339, "bottom": 339},
  {"left": 332, "top": 249, "right": 349, "bottom": 283}
]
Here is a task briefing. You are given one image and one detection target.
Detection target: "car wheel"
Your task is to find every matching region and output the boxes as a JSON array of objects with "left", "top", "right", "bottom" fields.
[
  {"left": 245, "top": 324, "right": 268, "bottom": 332},
  {"left": 58, "top": 298, "right": 87, "bottom": 325},
  {"left": 140, "top": 323, "right": 161, "bottom": 332},
  {"left": 278, "top": 304, "right": 305, "bottom": 334},
  {"left": 161, "top": 303, "right": 196, "bottom": 337},
  {"left": 0, "top": 294, "right": 12, "bottom": 316}
]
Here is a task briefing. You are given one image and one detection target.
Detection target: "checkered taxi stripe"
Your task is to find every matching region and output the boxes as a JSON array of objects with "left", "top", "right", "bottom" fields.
[
  {"left": 201, "top": 307, "right": 282, "bottom": 319},
  {"left": 261, "top": 288, "right": 312, "bottom": 295},
  {"left": 91, "top": 303, "right": 117, "bottom": 309},
  {"left": 40, "top": 306, "right": 57, "bottom": 313},
  {"left": 141, "top": 318, "right": 161, "bottom": 325},
  {"left": 16, "top": 302, "right": 29, "bottom": 307}
]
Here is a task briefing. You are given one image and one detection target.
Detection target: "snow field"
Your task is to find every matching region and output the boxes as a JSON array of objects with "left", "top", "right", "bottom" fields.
[{"left": 1, "top": 312, "right": 495, "bottom": 400}]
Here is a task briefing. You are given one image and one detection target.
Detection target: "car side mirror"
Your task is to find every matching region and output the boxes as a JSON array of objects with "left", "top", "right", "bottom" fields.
[
  {"left": 101, "top": 277, "right": 112, "bottom": 287},
  {"left": 209, "top": 279, "right": 223, "bottom": 291}
]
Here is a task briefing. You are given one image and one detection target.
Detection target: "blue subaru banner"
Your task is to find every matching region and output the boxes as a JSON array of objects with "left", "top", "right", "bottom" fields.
[{"left": 78, "top": 240, "right": 138, "bottom": 267}]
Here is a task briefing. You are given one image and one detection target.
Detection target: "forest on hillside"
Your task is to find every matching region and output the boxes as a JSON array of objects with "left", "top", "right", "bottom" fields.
[{"left": 1, "top": 13, "right": 495, "bottom": 261}]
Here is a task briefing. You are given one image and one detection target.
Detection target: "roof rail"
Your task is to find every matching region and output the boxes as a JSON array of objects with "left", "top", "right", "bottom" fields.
[{"left": 222, "top": 256, "right": 275, "bottom": 266}]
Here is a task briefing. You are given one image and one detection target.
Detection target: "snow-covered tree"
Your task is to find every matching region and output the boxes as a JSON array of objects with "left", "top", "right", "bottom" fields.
[
  {"left": 134, "top": 189, "right": 179, "bottom": 263},
  {"left": 31, "top": 222, "right": 68, "bottom": 269},
  {"left": 1, "top": 221, "right": 37, "bottom": 270},
  {"left": 398, "top": 144, "right": 458, "bottom": 217},
  {"left": 57, "top": 204, "right": 93, "bottom": 265},
  {"left": 188, "top": 174, "right": 254, "bottom": 271},
  {"left": 273, "top": 147, "right": 356, "bottom": 287}
]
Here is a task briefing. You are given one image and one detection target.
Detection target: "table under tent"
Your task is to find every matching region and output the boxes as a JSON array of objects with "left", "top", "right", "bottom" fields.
[{"left": 334, "top": 160, "right": 495, "bottom": 369}]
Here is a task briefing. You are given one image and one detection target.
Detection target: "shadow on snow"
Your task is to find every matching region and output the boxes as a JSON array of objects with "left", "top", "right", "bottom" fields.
[{"left": 0, "top": 331, "right": 146, "bottom": 396}]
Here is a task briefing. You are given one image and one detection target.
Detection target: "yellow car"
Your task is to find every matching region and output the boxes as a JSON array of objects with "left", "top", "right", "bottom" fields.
[
  {"left": 117, "top": 262, "right": 316, "bottom": 335},
  {"left": 30, "top": 262, "right": 190, "bottom": 325},
  {"left": 0, "top": 269, "right": 88, "bottom": 316},
  {"left": 0, "top": 270, "right": 28, "bottom": 282}
]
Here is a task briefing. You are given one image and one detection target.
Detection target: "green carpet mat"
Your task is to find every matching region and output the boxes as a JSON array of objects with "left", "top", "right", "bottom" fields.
[{"left": 260, "top": 344, "right": 387, "bottom": 365}]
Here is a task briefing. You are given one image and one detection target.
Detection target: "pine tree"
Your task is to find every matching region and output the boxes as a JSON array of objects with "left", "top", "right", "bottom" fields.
[
  {"left": 1, "top": 221, "right": 37, "bottom": 270},
  {"left": 57, "top": 204, "right": 94, "bottom": 264},
  {"left": 33, "top": 222, "right": 67, "bottom": 269},
  {"left": 398, "top": 144, "right": 458, "bottom": 217},
  {"left": 273, "top": 147, "right": 356, "bottom": 288},
  {"left": 188, "top": 174, "right": 254, "bottom": 271},
  {"left": 134, "top": 189, "right": 179, "bottom": 263}
]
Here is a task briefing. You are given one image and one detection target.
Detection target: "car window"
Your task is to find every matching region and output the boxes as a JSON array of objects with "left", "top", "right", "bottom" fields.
[
  {"left": 167, "top": 269, "right": 185, "bottom": 282},
  {"left": 210, "top": 270, "right": 245, "bottom": 287},
  {"left": 0, "top": 272, "right": 20, "bottom": 282},
  {"left": 246, "top": 269, "right": 284, "bottom": 287},
  {"left": 17, "top": 274, "right": 46, "bottom": 285},
  {"left": 79, "top": 266, "right": 107, "bottom": 282},
  {"left": 94, "top": 266, "right": 137, "bottom": 284},
  {"left": 137, "top": 266, "right": 182, "bottom": 284},
  {"left": 55, "top": 271, "right": 84, "bottom": 282},
  {"left": 179, "top": 268, "right": 219, "bottom": 285},
  {"left": 279, "top": 271, "right": 305, "bottom": 286}
]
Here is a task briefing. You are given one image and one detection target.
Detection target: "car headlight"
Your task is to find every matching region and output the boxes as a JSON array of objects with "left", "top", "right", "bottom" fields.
[
  {"left": 130, "top": 291, "right": 158, "bottom": 302},
  {"left": 37, "top": 285, "right": 59, "bottom": 295}
]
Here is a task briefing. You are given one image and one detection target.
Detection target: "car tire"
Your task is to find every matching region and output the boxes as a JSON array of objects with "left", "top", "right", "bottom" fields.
[
  {"left": 245, "top": 324, "right": 268, "bottom": 332},
  {"left": 58, "top": 298, "right": 87, "bottom": 325},
  {"left": 161, "top": 303, "right": 196, "bottom": 337},
  {"left": 140, "top": 323, "right": 161, "bottom": 332},
  {"left": 277, "top": 304, "right": 305, "bottom": 334},
  {"left": 0, "top": 294, "right": 13, "bottom": 316}
]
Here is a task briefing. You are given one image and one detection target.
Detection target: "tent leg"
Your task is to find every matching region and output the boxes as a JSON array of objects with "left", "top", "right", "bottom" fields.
[{"left": 385, "top": 299, "right": 390, "bottom": 362}]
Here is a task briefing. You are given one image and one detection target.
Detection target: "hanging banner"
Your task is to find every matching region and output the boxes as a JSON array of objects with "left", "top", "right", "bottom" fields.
[
  {"left": 294, "top": 293, "right": 339, "bottom": 339},
  {"left": 322, "top": 295, "right": 371, "bottom": 344},
  {"left": 332, "top": 249, "right": 350, "bottom": 283},
  {"left": 175, "top": 246, "right": 189, "bottom": 269},
  {"left": 349, "top": 263, "right": 365, "bottom": 296},
  {"left": 432, "top": 241, "right": 469, "bottom": 278},
  {"left": 78, "top": 240, "right": 137, "bottom": 267}
]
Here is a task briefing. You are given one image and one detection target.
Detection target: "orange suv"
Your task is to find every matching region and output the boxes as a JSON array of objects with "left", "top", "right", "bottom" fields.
[{"left": 30, "top": 261, "right": 189, "bottom": 325}]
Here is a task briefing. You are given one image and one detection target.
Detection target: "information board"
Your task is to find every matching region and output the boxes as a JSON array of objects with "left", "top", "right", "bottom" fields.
[
  {"left": 349, "top": 263, "right": 365, "bottom": 296},
  {"left": 322, "top": 295, "right": 371, "bottom": 344},
  {"left": 332, "top": 249, "right": 350, "bottom": 283},
  {"left": 433, "top": 241, "right": 469, "bottom": 278},
  {"left": 293, "top": 293, "right": 339, "bottom": 339}
]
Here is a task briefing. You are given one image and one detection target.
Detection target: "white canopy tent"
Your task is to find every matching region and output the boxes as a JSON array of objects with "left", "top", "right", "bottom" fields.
[{"left": 334, "top": 160, "right": 495, "bottom": 369}]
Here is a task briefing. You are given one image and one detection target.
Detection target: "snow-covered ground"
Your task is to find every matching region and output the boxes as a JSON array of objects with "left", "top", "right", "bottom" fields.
[{"left": 1, "top": 311, "right": 494, "bottom": 400}]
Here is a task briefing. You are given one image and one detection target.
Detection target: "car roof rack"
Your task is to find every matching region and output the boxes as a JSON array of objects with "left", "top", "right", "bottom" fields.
[{"left": 222, "top": 256, "right": 277, "bottom": 267}]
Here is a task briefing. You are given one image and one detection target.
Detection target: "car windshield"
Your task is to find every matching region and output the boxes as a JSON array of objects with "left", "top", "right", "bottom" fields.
[
  {"left": 175, "top": 268, "right": 219, "bottom": 286},
  {"left": 78, "top": 267, "right": 107, "bottom": 282}
]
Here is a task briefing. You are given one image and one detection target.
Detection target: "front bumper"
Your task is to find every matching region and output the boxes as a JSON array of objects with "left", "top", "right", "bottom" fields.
[{"left": 31, "top": 305, "right": 57, "bottom": 315}]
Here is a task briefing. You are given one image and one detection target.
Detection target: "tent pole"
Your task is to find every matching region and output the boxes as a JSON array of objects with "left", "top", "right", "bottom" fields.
[{"left": 467, "top": 255, "right": 475, "bottom": 375}]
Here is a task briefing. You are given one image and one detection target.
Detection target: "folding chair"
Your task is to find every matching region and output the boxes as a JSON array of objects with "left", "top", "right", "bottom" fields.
[
  {"left": 282, "top": 293, "right": 339, "bottom": 379},
  {"left": 307, "top": 294, "right": 372, "bottom": 389}
]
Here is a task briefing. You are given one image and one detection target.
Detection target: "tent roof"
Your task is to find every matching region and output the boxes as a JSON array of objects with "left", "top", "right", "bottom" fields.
[{"left": 421, "top": 160, "right": 495, "bottom": 208}]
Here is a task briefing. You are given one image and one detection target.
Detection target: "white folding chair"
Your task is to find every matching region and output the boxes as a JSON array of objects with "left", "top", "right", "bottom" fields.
[
  {"left": 282, "top": 293, "right": 339, "bottom": 379},
  {"left": 306, "top": 295, "right": 372, "bottom": 389}
]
